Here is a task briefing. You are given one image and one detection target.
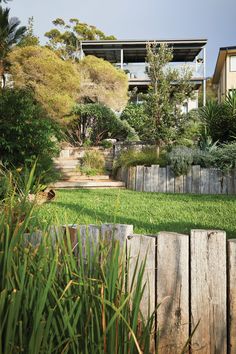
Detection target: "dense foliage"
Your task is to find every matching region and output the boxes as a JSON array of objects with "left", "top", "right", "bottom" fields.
[
  {"left": 145, "top": 42, "right": 194, "bottom": 144},
  {"left": 199, "top": 91, "right": 236, "bottom": 143},
  {"left": 78, "top": 55, "right": 128, "bottom": 111},
  {"left": 8, "top": 46, "right": 81, "bottom": 119},
  {"left": 0, "top": 89, "right": 61, "bottom": 182},
  {"left": 120, "top": 103, "right": 151, "bottom": 140},
  {"left": 69, "top": 103, "right": 138, "bottom": 145}
]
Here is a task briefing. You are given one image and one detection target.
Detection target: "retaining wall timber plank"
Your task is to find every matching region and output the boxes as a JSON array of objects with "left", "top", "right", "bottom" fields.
[
  {"left": 228, "top": 239, "right": 236, "bottom": 354},
  {"left": 136, "top": 166, "right": 144, "bottom": 192},
  {"left": 190, "top": 230, "right": 227, "bottom": 353},
  {"left": 156, "top": 232, "right": 189, "bottom": 354}
]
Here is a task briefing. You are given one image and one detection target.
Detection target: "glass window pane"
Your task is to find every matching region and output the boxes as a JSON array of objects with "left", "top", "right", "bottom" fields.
[{"left": 230, "top": 56, "right": 236, "bottom": 71}]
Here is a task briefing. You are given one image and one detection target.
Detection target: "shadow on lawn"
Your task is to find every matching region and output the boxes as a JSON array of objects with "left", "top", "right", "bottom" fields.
[{"left": 52, "top": 200, "right": 236, "bottom": 238}]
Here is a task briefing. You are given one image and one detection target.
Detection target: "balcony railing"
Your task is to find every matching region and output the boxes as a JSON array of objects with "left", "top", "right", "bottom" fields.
[{"left": 115, "top": 62, "right": 204, "bottom": 81}]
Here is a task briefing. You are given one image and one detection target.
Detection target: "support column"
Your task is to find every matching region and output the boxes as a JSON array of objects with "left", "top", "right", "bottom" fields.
[
  {"left": 120, "top": 49, "right": 124, "bottom": 70},
  {"left": 203, "top": 47, "right": 207, "bottom": 106}
]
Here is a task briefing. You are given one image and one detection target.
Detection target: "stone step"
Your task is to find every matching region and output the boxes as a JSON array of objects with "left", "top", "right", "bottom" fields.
[
  {"left": 63, "top": 175, "right": 110, "bottom": 181},
  {"left": 51, "top": 180, "right": 126, "bottom": 189}
]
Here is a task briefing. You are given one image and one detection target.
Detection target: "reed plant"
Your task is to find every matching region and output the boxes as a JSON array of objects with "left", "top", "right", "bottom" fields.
[{"left": 0, "top": 166, "right": 155, "bottom": 353}]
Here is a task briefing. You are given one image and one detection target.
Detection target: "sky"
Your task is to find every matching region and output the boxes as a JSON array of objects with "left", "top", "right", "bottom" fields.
[{"left": 9, "top": 0, "right": 236, "bottom": 76}]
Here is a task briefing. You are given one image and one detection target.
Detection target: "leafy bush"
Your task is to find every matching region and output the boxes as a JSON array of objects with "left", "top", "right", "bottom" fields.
[
  {"left": 100, "top": 139, "right": 113, "bottom": 149},
  {"left": 168, "top": 146, "right": 194, "bottom": 176},
  {"left": 0, "top": 89, "right": 62, "bottom": 183},
  {"left": 0, "top": 171, "right": 155, "bottom": 353},
  {"left": 80, "top": 149, "right": 105, "bottom": 176},
  {"left": 199, "top": 91, "right": 236, "bottom": 143},
  {"left": 69, "top": 103, "right": 138, "bottom": 145},
  {"left": 209, "top": 142, "right": 236, "bottom": 172},
  {"left": 120, "top": 103, "right": 151, "bottom": 140}
]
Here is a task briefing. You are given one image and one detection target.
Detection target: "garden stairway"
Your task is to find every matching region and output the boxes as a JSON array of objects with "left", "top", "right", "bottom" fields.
[{"left": 51, "top": 148, "right": 125, "bottom": 189}]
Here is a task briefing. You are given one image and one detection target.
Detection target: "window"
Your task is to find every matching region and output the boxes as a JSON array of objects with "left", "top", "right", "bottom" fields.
[{"left": 230, "top": 56, "right": 236, "bottom": 72}]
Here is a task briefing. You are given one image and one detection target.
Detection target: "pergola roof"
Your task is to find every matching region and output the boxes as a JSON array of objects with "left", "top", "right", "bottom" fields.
[{"left": 81, "top": 39, "right": 207, "bottom": 63}]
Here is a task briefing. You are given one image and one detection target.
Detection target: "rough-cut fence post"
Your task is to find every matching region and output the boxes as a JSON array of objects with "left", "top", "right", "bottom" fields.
[
  {"left": 101, "top": 224, "right": 133, "bottom": 248},
  {"left": 200, "top": 168, "right": 210, "bottom": 194},
  {"left": 126, "top": 234, "right": 156, "bottom": 320},
  {"left": 128, "top": 166, "right": 136, "bottom": 190},
  {"left": 175, "top": 175, "right": 184, "bottom": 193},
  {"left": 190, "top": 230, "right": 227, "bottom": 353},
  {"left": 151, "top": 165, "right": 159, "bottom": 192},
  {"left": 228, "top": 239, "right": 236, "bottom": 354},
  {"left": 143, "top": 166, "right": 152, "bottom": 192},
  {"left": 158, "top": 167, "right": 167, "bottom": 193},
  {"left": 166, "top": 166, "right": 175, "bottom": 193},
  {"left": 156, "top": 232, "right": 189, "bottom": 354},
  {"left": 192, "top": 165, "right": 201, "bottom": 194},
  {"left": 136, "top": 166, "right": 144, "bottom": 192}
]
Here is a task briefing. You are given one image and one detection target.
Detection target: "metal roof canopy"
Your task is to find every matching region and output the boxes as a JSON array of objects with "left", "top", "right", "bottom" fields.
[{"left": 81, "top": 39, "right": 207, "bottom": 63}]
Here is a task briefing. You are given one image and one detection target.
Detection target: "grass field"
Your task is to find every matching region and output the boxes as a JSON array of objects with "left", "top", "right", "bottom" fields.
[{"left": 37, "top": 189, "right": 236, "bottom": 238}]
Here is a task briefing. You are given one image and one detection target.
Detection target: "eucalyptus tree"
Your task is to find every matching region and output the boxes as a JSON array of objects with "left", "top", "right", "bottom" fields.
[
  {"left": 45, "top": 18, "right": 116, "bottom": 60},
  {"left": 0, "top": 6, "right": 26, "bottom": 87}
]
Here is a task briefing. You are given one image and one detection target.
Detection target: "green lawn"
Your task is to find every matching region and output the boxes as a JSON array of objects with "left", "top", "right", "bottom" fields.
[{"left": 37, "top": 189, "right": 236, "bottom": 238}]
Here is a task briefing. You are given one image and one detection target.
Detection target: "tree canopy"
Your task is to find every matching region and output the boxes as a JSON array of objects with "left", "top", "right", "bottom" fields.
[
  {"left": 18, "top": 17, "right": 40, "bottom": 47},
  {"left": 8, "top": 46, "right": 81, "bottom": 119},
  {"left": 45, "top": 18, "right": 116, "bottom": 60},
  {"left": 78, "top": 55, "right": 128, "bottom": 111}
]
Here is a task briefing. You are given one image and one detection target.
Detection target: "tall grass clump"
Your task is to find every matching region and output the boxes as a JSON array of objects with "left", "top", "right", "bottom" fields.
[
  {"left": 80, "top": 149, "right": 106, "bottom": 176},
  {"left": 0, "top": 166, "right": 155, "bottom": 353},
  {"left": 114, "top": 148, "right": 167, "bottom": 175}
]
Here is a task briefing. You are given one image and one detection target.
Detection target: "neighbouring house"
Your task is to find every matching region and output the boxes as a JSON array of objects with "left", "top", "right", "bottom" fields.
[
  {"left": 80, "top": 39, "right": 207, "bottom": 111},
  {"left": 213, "top": 46, "right": 236, "bottom": 102}
]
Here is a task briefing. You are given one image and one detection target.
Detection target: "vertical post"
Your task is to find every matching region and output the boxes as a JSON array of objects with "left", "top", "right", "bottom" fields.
[
  {"left": 203, "top": 47, "right": 207, "bottom": 106},
  {"left": 228, "top": 239, "right": 236, "bottom": 353},
  {"left": 120, "top": 48, "right": 124, "bottom": 70},
  {"left": 190, "top": 230, "right": 227, "bottom": 353}
]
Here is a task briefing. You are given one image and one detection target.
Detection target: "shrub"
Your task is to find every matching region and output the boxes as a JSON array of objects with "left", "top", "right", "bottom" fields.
[
  {"left": 0, "top": 89, "right": 62, "bottom": 183},
  {"left": 114, "top": 148, "right": 167, "bottom": 174},
  {"left": 168, "top": 146, "right": 194, "bottom": 176},
  {"left": 80, "top": 149, "right": 105, "bottom": 176},
  {"left": 120, "top": 103, "right": 151, "bottom": 140},
  {"left": 209, "top": 142, "right": 236, "bottom": 172},
  {"left": 100, "top": 139, "right": 113, "bottom": 149},
  {"left": 69, "top": 103, "right": 138, "bottom": 145},
  {"left": 199, "top": 91, "right": 236, "bottom": 143}
]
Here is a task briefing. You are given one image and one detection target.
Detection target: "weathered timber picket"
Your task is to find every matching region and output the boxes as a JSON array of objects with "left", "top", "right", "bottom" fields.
[
  {"left": 118, "top": 165, "right": 236, "bottom": 195},
  {"left": 30, "top": 224, "right": 235, "bottom": 353}
]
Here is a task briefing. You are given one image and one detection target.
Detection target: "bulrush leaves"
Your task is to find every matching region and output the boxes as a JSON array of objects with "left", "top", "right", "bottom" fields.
[{"left": 0, "top": 167, "right": 154, "bottom": 353}]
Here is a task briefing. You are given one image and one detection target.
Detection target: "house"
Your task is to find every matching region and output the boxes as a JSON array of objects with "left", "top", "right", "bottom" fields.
[
  {"left": 212, "top": 46, "right": 236, "bottom": 102},
  {"left": 80, "top": 39, "right": 207, "bottom": 111}
]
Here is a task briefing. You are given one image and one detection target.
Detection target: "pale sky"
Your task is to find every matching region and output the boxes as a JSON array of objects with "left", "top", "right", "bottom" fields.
[{"left": 9, "top": 0, "right": 236, "bottom": 76}]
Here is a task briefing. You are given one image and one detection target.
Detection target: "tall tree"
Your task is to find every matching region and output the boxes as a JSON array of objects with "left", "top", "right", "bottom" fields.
[
  {"left": 45, "top": 18, "right": 116, "bottom": 60},
  {"left": 8, "top": 46, "right": 81, "bottom": 119},
  {"left": 145, "top": 42, "right": 194, "bottom": 145},
  {"left": 0, "top": 6, "right": 26, "bottom": 86}
]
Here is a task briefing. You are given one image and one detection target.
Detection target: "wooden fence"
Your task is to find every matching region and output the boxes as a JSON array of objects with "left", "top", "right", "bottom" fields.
[
  {"left": 116, "top": 165, "right": 236, "bottom": 195},
  {"left": 39, "top": 223, "right": 236, "bottom": 353}
]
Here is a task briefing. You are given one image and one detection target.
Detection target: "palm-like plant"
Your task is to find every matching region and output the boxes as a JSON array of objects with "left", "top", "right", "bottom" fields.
[{"left": 0, "top": 6, "right": 26, "bottom": 87}]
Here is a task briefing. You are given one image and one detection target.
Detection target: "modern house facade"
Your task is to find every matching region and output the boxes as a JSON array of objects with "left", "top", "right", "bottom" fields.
[
  {"left": 80, "top": 39, "right": 207, "bottom": 111},
  {"left": 213, "top": 46, "right": 236, "bottom": 102}
]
